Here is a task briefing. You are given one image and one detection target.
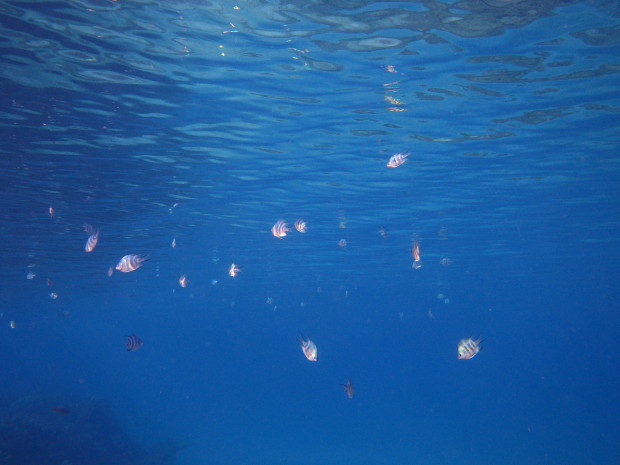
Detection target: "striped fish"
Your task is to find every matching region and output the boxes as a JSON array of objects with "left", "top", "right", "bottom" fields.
[
  {"left": 84, "top": 229, "right": 100, "bottom": 253},
  {"left": 294, "top": 219, "right": 307, "bottom": 233},
  {"left": 458, "top": 336, "right": 483, "bottom": 360},
  {"left": 298, "top": 334, "right": 318, "bottom": 361},
  {"left": 116, "top": 254, "right": 149, "bottom": 273},
  {"left": 386, "top": 151, "right": 409, "bottom": 168},
  {"left": 271, "top": 220, "right": 290, "bottom": 239},
  {"left": 126, "top": 334, "right": 143, "bottom": 351}
]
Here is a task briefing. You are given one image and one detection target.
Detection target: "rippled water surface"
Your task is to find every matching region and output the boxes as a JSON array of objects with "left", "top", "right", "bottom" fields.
[{"left": 1, "top": 1, "right": 619, "bottom": 464}]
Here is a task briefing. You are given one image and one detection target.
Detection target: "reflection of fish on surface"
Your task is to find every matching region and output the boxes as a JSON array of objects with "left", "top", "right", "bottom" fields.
[
  {"left": 271, "top": 220, "right": 290, "bottom": 238},
  {"left": 387, "top": 151, "right": 409, "bottom": 168},
  {"left": 298, "top": 334, "right": 318, "bottom": 361},
  {"left": 294, "top": 219, "right": 307, "bottom": 233},
  {"left": 340, "top": 377, "right": 354, "bottom": 399},
  {"left": 116, "top": 254, "right": 149, "bottom": 273},
  {"left": 126, "top": 334, "right": 143, "bottom": 351},
  {"left": 458, "top": 336, "right": 483, "bottom": 360}
]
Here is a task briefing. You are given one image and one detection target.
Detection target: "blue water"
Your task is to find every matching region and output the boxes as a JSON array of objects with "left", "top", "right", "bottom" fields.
[{"left": 1, "top": 1, "right": 619, "bottom": 464}]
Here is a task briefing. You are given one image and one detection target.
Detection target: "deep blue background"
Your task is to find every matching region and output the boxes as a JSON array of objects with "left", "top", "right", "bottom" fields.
[{"left": 0, "top": 1, "right": 619, "bottom": 464}]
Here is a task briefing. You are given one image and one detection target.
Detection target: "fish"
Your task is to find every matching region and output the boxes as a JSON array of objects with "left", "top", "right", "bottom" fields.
[
  {"left": 48, "top": 206, "right": 54, "bottom": 218},
  {"left": 458, "top": 336, "right": 483, "bottom": 360},
  {"left": 294, "top": 219, "right": 307, "bottom": 233},
  {"left": 387, "top": 151, "right": 409, "bottom": 168},
  {"left": 271, "top": 219, "right": 290, "bottom": 238},
  {"left": 228, "top": 263, "right": 241, "bottom": 277},
  {"left": 115, "top": 254, "right": 149, "bottom": 273},
  {"left": 379, "top": 226, "right": 388, "bottom": 238},
  {"left": 179, "top": 274, "right": 188, "bottom": 287},
  {"left": 338, "top": 239, "right": 347, "bottom": 247},
  {"left": 412, "top": 240, "right": 420, "bottom": 262},
  {"left": 171, "top": 237, "right": 176, "bottom": 248},
  {"left": 84, "top": 230, "right": 100, "bottom": 252},
  {"left": 340, "top": 377, "right": 354, "bottom": 399},
  {"left": 126, "top": 333, "right": 143, "bottom": 351},
  {"left": 298, "top": 334, "right": 318, "bottom": 361},
  {"left": 51, "top": 406, "right": 71, "bottom": 415}
]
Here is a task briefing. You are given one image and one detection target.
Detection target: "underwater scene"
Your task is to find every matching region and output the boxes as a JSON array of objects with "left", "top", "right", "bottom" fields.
[{"left": 0, "top": 1, "right": 619, "bottom": 464}]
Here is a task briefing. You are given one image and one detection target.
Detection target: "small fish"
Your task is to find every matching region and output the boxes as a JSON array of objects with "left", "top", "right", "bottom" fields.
[
  {"left": 171, "top": 237, "right": 176, "bottom": 248},
  {"left": 107, "top": 266, "right": 114, "bottom": 277},
  {"left": 379, "top": 226, "right": 388, "bottom": 238},
  {"left": 26, "top": 271, "right": 36, "bottom": 280},
  {"left": 116, "top": 254, "right": 149, "bottom": 273},
  {"left": 298, "top": 334, "right": 318, "bottom": 361},
  {"left": 85, "top": 230, "right": 100, "bottom": 252},
  {"left": 126, "top": 333, "right": 143, "bottom": 351},
  {"left": 48, "top": 292, "right": 58, "bottom": 300},
  {"left": 387, "top": 151, "right": 409, "bottom": 168},
  {"left": 338, "top": 238, "right": 347, "bottom": 247},
  {"left": 51, "top": 406, "right": 71, "bottom": 415},
  {"left": 294, "top": 219, "right": 307, "bottom": 233},
  {"left": 228, "top": 263, "right": 241, "bottom": 277},
  {"left": 271, "top": 219, "right": 290, "bottom": 238},
  {"left": 340, "top": 377, "right": 354, "bottom": 399},
  {"left": 458, "top": 336, "right": 483, "bottom": 360},
  {"left": 179, "top": 274, "right": 188, "bottom": 287},
  {"left": 412, "top": 240, "right": 420, "bottom": 262},
  {"left": 48, "top": 206, "right": 54, "bottom": 218}
]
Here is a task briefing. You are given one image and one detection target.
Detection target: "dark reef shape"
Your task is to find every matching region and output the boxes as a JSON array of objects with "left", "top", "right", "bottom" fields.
[{"left": 0, "top": 392, "right": 185, "bottom": 465}]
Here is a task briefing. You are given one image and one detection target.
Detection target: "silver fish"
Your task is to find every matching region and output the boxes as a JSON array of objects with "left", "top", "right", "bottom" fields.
[
  {"left": 85, "top": 230, "right": 100, "bottom": 252},
  {"left": 271, "top": 220, "right": 290, "bottom": 239},
  {"left": 294, "top": 219, "right": 307, "bottom": 233},
  {"left": 116, "top": 254, "right": 149, "bottom": 273},
  {"left": 458, "top": 336, "right": 483, "bottom": 360},
  {"left": 387, "top": 151, "right": 409, "bottom": 168},
  {"left": 298, "top": 334, "right": 318, "bottom": 361}
]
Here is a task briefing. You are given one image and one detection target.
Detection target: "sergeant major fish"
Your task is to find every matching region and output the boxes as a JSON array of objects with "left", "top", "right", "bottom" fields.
[
  {"left": 116, "top": 254, "right": 149, "bottom": 273},
  {"left": 298, "top": 334, "right": 318, "bottom": 361},
  {"left": 458, "top": 336, "right": 483, "bottom": 360},
  {"left": 84, "top": 226, "right": 100, "bottom": 253}
]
